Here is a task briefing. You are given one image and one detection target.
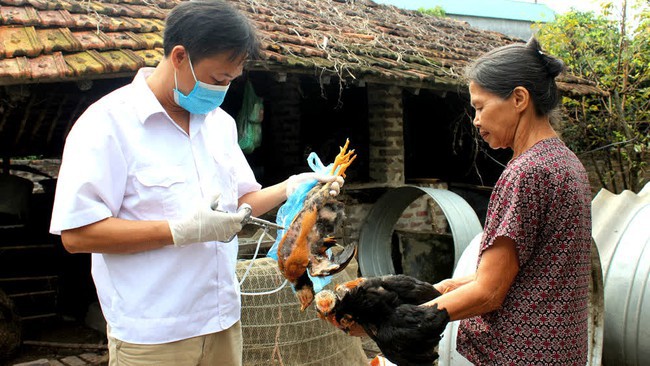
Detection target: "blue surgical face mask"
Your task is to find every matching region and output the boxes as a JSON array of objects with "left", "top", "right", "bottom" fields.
[{"left": 173, "top": 55, "right": 230, "bottom": 114}]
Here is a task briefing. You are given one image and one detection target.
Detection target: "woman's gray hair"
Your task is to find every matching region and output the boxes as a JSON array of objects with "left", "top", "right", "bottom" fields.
[{"left": 464, "top": 37, "right": 565, "bottom": 117}]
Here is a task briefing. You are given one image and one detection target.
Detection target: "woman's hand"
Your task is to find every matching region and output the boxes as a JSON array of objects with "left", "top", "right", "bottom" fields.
[{"left": 433, "top": 275, "right": 474, "bottom": 295}]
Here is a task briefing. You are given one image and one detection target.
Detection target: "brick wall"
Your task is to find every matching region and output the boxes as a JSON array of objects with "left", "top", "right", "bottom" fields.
[
  {"left": 367, "top": 84, "right": 404, "bottom": 185},
  {"left": 264, "top": 74, "right": 303, "bottom": 181},
  {"left": 394, "top": 182, "right": 450, "bottom": 235}
]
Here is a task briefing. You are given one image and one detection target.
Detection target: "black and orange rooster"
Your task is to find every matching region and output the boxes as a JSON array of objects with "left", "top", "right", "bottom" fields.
[
  {"left": 277, "top": 140, "right": 357, "bottom": 311},
  {"left": 315, "top": 275, "right": 450, "bottom": 366}
]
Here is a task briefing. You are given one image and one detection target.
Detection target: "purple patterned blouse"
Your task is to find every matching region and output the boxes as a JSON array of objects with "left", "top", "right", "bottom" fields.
[{"left": 457, "top": 138, "right": 592, "bottom": 365}]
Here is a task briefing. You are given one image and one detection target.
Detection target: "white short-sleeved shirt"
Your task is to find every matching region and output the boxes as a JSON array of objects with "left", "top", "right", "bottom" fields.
[{"left": 50, "top": 68, "right": 261, "bottom": 344}]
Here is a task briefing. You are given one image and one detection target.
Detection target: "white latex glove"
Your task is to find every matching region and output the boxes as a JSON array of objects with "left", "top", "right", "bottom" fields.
[
  {"left": 286, "top": 172, "right": 345, "bottom": 198},
  {"left": 168, "top": 194, "right": 249, "bottom": 247}
]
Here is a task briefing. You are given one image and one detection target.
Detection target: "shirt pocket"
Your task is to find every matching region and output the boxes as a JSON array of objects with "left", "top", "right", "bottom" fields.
[
  {"left": 133, "top": 166, "right": 188, "bottom": 218},
  {"left": 209, "top": 148, "right": 238, "bottom": 213}
]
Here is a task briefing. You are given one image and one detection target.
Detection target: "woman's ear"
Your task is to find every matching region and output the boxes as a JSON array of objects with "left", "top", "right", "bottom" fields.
[{"left": 511, "top": 86, "right": 530, "bottom": 113}]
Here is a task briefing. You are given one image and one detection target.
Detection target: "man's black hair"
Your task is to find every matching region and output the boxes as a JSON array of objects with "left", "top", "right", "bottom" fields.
[{"left": 163, "top": 0, "right": 261, "bottom": 63}]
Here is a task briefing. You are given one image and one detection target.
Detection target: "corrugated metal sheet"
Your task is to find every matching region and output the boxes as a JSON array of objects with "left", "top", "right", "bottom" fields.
[{"left": 592, "top": 182, "right": 650, "bottom": 366}]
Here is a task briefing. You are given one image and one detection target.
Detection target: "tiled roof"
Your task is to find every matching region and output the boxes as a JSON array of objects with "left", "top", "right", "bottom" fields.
[
  {"left": 0, "top": 0, "right": 602, "bottom": 95},
  {"left": 0, "top": 0, "right": 169, "bottom": 83}
]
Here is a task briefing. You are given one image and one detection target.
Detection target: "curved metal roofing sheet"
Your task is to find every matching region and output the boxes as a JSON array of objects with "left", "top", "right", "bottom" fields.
[
  {"left": 357, "top": 185, "right": 482, "bottom": 276},
  {"left": 591, "top": 182, "right": 650, "bottom": 365}
]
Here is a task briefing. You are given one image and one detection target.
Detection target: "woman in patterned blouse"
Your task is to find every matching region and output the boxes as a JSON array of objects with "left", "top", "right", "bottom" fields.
[{"left": 422, "top": 38, "right": 592, "bottom": 365}]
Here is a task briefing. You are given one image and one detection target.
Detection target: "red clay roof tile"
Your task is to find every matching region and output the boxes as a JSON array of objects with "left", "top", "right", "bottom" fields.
[
  {"left": 101, "top": 49, "right": 144, "bottom": 72},
  {"left": 133, "top": 47, "right": 163, "bottom": 67},
  {"left": 125, "top": 4, "right": 167, "bottom": 19},
  {"left": 262, "top": 50, "right": 288, "bottom": 63},
  {"left": 27, "top": 0, "right": 72, "bottom": 11},
  {"left": 103, "top": 16, "right": 142, "bottom": 31},
  {"left": 0, "top": 5, "right": 40, "bottom": 25},
  {"left": 0, "top": 0, "right": 27, "bottom": 6},
  {"left": 27, "top": 51, "right": 71, "bottom": 78},
  {"left": 100, "top": 2, "right": 139, "bottom": 17},
  {"left": 138, "top": 32, "right": 163, "bottom": 49},
  {"left": 0, "top": 26, "right": 43, "bottom": 58},
  {"left": 72, "top": 30, "right": 114, "bottom": 50},
  {"left": 70, "top": 1, "right": 105, "bottom": 16},
  {"left": 68, "top": 13, "right": 102, "bottom": 30},
  {"left": 68, "top": 13, "right": 142, "bottom": 32},
  {"left": 103, "top": 31, "right": 147, "bottom": 50},
  {"left": 0, "top": 55, "right": 30, "bottom": 81},
  {"left": 64, "top": 49, "right": 109, "bottom": 75},
  {"left": 117, "top": 0, "right": 177, "bottom": 9},
  {"left": 37, "top": 9, "right": 75, "bottom": 27},
  {"left": 36, "top": 28, "right": 82, "bottom": 53},
  {"left": 132, "top": 17, "right": 163, "bottom": 32}
]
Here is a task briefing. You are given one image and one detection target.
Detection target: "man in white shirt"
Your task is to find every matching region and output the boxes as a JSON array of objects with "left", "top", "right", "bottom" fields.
[{"left": 50, "top": 2, "right": 341, "bottom": 365}]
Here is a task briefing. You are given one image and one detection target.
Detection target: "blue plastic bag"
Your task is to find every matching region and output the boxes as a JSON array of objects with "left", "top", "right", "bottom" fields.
[{"left": 267, "top": 152, "right": 336, "bottom": 292}]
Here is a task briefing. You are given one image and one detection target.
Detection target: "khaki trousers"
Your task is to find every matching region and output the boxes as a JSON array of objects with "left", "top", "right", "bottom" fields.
[{"left": 108, "top": 321, "right": 243, "bottom": 366}]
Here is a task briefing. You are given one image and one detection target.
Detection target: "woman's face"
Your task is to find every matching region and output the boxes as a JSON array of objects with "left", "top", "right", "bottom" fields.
[{"left": 469, "top": 81, "right": 519, "bottom": 150}]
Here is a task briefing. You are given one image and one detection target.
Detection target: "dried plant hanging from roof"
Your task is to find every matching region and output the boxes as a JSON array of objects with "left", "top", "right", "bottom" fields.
[{"left": 239, "top": 0, "right": 513, "bottom": 90}]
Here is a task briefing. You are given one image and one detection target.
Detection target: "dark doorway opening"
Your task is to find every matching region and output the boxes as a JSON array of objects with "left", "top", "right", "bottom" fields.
[{"left": 402, "top": 89, "right": 510, "bottom": 187}]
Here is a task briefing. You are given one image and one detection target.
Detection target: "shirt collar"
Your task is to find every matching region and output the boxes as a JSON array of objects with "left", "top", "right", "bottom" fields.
[
  {"left": 131, "top": 67, "right": 211, "bottom": 138},
  {"left": 131, "top": 67, "right": 167, "bottom": 124}
]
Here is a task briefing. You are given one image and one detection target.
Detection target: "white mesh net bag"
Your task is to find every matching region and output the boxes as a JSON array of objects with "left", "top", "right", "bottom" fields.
[{"left": 236, "top": 256, "right": 368, "bottom": 366}]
